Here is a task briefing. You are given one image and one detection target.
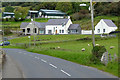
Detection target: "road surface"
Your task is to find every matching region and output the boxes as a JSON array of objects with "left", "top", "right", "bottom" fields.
[{"left": 2, "top": 48, "right": 117, "bottom": 78}]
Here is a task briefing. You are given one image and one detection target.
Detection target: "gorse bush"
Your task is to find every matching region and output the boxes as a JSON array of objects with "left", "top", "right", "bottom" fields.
[{"left": 91, "top": 46, "right": 107, "bottom": 64}]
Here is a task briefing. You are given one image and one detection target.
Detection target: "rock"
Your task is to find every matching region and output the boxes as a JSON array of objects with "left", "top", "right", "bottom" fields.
[
  {"left": 95, "top": 44, "right": 100, "bottom": 46},
  {"left": 101, "top": 52, "right": 108, "bottom": 66},
  {"left": 110, "top": 46, "right": 115, "bottom": 49},
  {"left": 81, "top": 48, "right": 85, "bottom": 51}
]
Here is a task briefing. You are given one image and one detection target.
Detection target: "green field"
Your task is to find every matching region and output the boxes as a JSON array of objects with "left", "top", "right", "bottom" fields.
[{"left": 5, "top": 34, "right": 118, "bottom": 76}]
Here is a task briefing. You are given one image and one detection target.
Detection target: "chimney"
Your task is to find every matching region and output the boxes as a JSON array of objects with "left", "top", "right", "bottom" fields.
[{"left": 68, "top": 16, "right": 70, "bottom": 19}]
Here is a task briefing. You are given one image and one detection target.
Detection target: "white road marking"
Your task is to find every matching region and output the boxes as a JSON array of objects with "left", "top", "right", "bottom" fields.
[
  {"left": 61, "top": 69, "right": 71, "bottom": 77},
  {"left": 41, "top": 59, "right": 47, "bottom": 63},
  {"left": 49, "top": 63, "right": 57, "bottom": 69}
]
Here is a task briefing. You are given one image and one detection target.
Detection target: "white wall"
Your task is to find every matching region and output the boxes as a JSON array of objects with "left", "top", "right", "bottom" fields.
[
  {"left": 81, "top": 30, "right": 92, "bottom": 34},
  {"left": 45, "top": 25, "right": 67, "bottom": 34},
  {"left": 45, "top": 19, "right": 72, "bottom": 34},
  {"left": 94, "top": 19, "right": 117, "bottom": 34},
  {"left": 25, "top": 22, "right": 39, "bottom": 35}
]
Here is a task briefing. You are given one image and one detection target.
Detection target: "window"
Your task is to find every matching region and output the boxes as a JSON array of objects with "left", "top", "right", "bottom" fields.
[
  {"left": 27, "top": 28, "right": 30, "bottom": 33},
  {"left": 48, "top": 30, "right": 52, "bottom": 34},
  {"left": 62, "top": 30, "right": 64, "bottom": 33},
  {"left": 40, "top": 30, "right": 44, "bottom": 34},
  {"left": 33, "top": 28, "right": 37, "bottom": 33},
  {"left": 59, "top": 30, "right": 61, "bottom": 33},
  {"left": 98, "top": 29, "right": 100, "bottom": 33},
  {"left": 71, "top": 30, "right": 77, "bottom": 33},
  {"left": 103, "top": 29, "right": 105, "bottom": 33},
  {"left": 23, "top": 29, "right": 25, "bottom": 32}
]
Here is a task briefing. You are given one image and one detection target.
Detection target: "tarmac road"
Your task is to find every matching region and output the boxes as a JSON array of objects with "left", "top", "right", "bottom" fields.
[{"left": 2, "top": 48, "right": 117, "bottom": 78}]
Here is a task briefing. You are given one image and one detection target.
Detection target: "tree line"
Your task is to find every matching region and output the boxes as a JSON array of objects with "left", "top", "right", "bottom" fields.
[{"left": 2, "top": 2, "right": 119, "bottom": 21}]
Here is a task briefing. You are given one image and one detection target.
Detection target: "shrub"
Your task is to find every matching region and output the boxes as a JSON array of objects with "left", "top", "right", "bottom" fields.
[
  {"left": 4, "top": 28, "right": 12, "bottom": 35},
  {"left": 91, "top": 46, "right": 107, "bottom": 63}
]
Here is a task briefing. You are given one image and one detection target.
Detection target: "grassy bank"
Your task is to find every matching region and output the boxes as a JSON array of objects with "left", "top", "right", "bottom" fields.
[{"left": 4, "top": 34, "right": 118, "bottom": 76}]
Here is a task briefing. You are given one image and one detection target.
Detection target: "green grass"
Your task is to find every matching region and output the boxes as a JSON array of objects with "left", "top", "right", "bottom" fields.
[
  {"left": 8, "top": 34, "right": 99, "bottom": 44},
  {"left": 4, "top": 34, "right": 118, "bottom": 76}
]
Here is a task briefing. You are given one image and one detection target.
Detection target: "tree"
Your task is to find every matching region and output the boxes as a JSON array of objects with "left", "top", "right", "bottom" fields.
[
  {"left": 14, "top": 7, "right": 28, "bottom": 21},
  {"left": 4, "top": 6, "right": 15, "bottom": 12},
  {"left": 55, "top": 2, "right": 73, "bottom": 14}
]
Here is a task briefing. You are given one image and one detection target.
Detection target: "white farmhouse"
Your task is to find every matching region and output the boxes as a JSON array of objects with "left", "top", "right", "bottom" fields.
[
  {"left": 45, "top": 19, "right": 72, "bottom": 34},
  {"left": 20, "top": 19, "right": 81, "bottom": 35},
  {"left": 94, "top": 19, "right": 118, "bottom": 34}
]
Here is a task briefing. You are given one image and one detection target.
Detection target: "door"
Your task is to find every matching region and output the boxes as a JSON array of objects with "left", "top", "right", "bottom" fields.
[{"left": 56, "top": 30, "right": 57, "bottom": 34}]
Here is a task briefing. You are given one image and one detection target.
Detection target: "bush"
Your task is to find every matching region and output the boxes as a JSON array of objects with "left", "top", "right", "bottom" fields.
[
  {"left": 91, "top": 46, "right": 107, "bottom": 63},
  {"left": 4, "top": 28, "right": 12, "bottom": 35}
]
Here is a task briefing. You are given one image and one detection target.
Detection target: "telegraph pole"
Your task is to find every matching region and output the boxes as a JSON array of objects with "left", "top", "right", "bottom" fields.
[
  {"left": 90, "top": 0, "right": 95, "bottom": 47},
  {"left": 34, "top": 14, "right": 36, "bottom": 47}
]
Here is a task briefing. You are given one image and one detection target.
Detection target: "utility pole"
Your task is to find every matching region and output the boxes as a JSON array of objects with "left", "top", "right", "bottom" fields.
[
  {"left": 34, "top": 14, "right": 36, "bottom": 47},
  {"left": 90, "top": 0, "right": 95, "bottom": 47},
  {"left": 2, "top": 26, "right": 4, "bottom": 48}
]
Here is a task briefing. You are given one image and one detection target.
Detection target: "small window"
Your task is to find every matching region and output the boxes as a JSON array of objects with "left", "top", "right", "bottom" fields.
[
  {"left": 27, "top": 28, "right": 30, "bottom": 33},
  {"left": 59, "top": 30, "right": 61, "bottom": 33},
  {"left": 48, "top": 30, "right": 52, "bottom": 34},
  {"left": 23, "top": 29, "right": 25, "bottom": 32},
  {"left": 33, "top": 28, "right": 37, "bottom": 33},
  {"left": 103, "top": 29, "right": 105, "bottom": 33},
  {"left": 62, "top": 30, "right": 64, "bottom": 33},
  {"left": 98, "top": 29, "right": 100, "bottom": 33}
]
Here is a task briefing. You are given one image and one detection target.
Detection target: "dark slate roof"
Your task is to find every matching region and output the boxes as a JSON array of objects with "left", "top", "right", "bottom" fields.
[
  {"left": 46, "top": 19, "right": 69, "bottom": 25},
  {"left": 20, "top": 22, "right": 29, "bottom": 28},
  {"left": 34, "top": 22, "right": 46, "bottom": 28},
  {"left": 68, "top": 24, "right": 80, "bottom": 29},
  {"left": 102, "top": 19, "right": 117, "bottom": 27},
  {"left": 20, "top": 21, "right": 46, "bottom": 28}
]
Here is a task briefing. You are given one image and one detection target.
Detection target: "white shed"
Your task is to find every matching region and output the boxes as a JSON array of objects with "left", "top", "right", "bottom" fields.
[{"left": 94, "top": 19, "right": 117, "bottom": 34}]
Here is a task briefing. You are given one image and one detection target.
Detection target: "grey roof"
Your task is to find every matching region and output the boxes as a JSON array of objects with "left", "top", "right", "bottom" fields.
[
  {"left": 40, "top": 9, "right": 60, "bottom": 12},
  {"left": 46, "top": 19, "right": 69, "bottom": 25},
  {"left": 34, "top": 22, "right": 46, "bottom": 28},
  {"left": 39, "top": 9, "right": 67, "bottom": 15},
  {"left": 20, "top": 22, "right": 29, "bottom": 28},
  {"left": 20, "top": 21, "right": 46, "bottom": 29},
  {"left": 3, "top": 12, "right": 14, "bottom": 14},
  {"left": 68, "top": 24, "right": 80, "bottom": 29},
  {"left": 102, "top": 19, "right": 117, "bottom": 27}
]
